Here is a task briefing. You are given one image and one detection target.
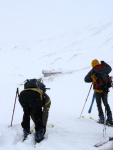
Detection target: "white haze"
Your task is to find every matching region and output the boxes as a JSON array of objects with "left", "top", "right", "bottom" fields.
[{"left": 0, "top": 0, "right": 113, "bottom": 150}]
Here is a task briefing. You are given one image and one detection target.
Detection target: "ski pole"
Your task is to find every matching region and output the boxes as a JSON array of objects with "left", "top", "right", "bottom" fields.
[
  {"left": 103, "top": 109, "right": 107, "bottom": 137},
  {"left": 79, "top": 84, "right": 92, "bottom": 118},
  {"left": 88, "top": 92, "right": 95, "bottom": 113},
  {"left": 10, "top": 88, "right": 19, "bottom": 127}
]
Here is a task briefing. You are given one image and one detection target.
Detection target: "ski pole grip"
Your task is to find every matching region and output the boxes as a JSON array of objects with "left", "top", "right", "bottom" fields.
[{"left": 16, "top": 88, "right": 19, "bottom": 96}]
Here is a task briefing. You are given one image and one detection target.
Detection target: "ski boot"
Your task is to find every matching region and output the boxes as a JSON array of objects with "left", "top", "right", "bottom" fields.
[
  {"left": 23, "top": 129, "right": 31, "bottom": 141},
  {"left": 35, "top": 129, "right": 44, "bottom": 143}
]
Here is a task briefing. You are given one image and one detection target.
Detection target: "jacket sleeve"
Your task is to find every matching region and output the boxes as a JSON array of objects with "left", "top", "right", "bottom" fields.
[
  {"left": 84, "top": 69, "right": 94, "bottom": 83},
  {"left": 42, "top": 93, "right": 51, "bottom": 127}
]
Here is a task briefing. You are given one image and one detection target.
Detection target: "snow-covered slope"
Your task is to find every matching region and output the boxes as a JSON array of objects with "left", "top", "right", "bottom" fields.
[{"left": 0, "top": 0, "right": 113, "bottom": 150}]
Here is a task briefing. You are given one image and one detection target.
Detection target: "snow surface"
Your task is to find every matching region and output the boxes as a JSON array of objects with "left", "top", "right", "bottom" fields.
[{"left": 0, "top": 0, "right": 113, "bottom": 149}]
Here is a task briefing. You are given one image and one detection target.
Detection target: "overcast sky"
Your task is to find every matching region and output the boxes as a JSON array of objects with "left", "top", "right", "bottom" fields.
[{"left": 0, "top": 0, "right": 113, "bottom": 42}]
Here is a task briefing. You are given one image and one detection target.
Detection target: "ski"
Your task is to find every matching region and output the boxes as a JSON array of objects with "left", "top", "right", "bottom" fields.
[
  {"left": 22, "top": 128, "right": 34, "bottom": 142},
  {"left": 22, "top": 132, "right": 48, "bottom": 147},
  {"left": 34, "top": 137, "right": 45, "bottom": 147},
  {"left": 22, "top": 134, "right": 31, "bottom": 142},
  {"left": 94, "top": 137, "right": 113, "bottom": 147},
  {"left": 94, "top": 140, "right": 109, "bottom": 147},
  {"left": 22, "top": 136, "right": 27, "bottom": 142},
  {"left": 21, "top": 124, "right": 51, "bottom": 145},
  {"left": 89, "top": 117, "right": 113, "bottom": 127}
]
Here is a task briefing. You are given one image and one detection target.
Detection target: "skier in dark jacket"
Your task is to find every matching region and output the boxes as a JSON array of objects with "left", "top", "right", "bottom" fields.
[
  {"left": 19, "top": 80, "right": 51, "bottom": 142},
  {"left": 84, "top": 59, "right": 113, "bottom": 125},
  {"left": 30, "top": 84, "right": 51, "bottom": 137}
]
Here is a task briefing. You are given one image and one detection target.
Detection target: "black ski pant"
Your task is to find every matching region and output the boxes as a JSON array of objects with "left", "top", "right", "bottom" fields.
[
  {"left": 19, "top": 90, "right": 42, "bottom": 132},
  {"left": 95, "top": 92, "right": 112, "bottom": 118}
]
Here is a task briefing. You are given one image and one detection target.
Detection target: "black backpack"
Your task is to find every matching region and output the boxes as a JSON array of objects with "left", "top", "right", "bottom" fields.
[
  {"left": 93, "top": 64, "right": 112, "bottom": 91},
  {"left": 24, "top": 79, "right": 39, "bottom": 89}
]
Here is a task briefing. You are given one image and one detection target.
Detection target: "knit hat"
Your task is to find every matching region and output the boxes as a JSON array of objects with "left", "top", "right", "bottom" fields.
[{"left": 91, "top": 59, "right": 100, "bottom": 67}]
